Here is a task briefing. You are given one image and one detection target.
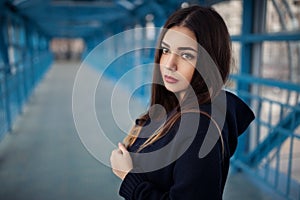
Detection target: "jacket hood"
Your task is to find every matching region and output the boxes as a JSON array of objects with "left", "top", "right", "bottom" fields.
[{"left": 223, "top": 90, "right": 255, "bottom": 157}]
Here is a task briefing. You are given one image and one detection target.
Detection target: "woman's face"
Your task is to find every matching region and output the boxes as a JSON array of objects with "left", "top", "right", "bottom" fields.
[{"left": 159, "top": 26, "right": 198, "bottom": 100}]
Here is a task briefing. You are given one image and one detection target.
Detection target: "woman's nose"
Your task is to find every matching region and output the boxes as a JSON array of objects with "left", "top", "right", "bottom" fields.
[{"left": 164, "top": 53, "right": 177, "bottom": 71}]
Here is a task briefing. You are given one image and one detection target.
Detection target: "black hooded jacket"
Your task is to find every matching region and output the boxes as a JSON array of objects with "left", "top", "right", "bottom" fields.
[{"left": 119, "top": 90, "right": 255, "bottom": 200}]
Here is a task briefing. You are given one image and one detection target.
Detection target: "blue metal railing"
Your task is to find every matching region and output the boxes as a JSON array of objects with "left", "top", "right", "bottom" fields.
[
  {"left": 229, "top": 74, "right": 300, "bottom": 200},
  {"left": 0, "top": 11, "right": 53, "bottom": 140}
]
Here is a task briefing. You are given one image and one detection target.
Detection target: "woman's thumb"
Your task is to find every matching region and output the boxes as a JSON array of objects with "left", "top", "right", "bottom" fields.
[{"left": 118, "top": 142, "right": 127, "bottom": 153}]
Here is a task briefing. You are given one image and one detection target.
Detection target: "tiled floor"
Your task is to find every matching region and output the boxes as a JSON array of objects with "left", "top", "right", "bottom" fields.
[{"left": 0, "top": 61, "right": 284, "bottom": 200}]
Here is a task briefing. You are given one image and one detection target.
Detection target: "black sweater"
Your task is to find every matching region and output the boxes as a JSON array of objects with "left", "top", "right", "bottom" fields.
[{"left": 119, "top": 91, "right": 255, "bottom": 200}]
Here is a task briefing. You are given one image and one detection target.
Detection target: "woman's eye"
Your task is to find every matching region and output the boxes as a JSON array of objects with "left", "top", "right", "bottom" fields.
[
  {"left": 162, "top": 47, "right": 169, "bottom": 54},
  {"left": 181, "top": 53, "right": 195, "bottom": 60}
]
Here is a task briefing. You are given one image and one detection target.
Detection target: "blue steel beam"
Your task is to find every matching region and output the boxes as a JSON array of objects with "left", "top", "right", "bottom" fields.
[
  {"left": 0, "top": 16, "right": 12, "bottom": 132},
  {"left": 196, "top": 0, "right": 229, "bottom": 6},
  {"left": 133, "top": 1, "right": 167, "bottom": 27},
  {"left": 231, "top": 32, "right": 300, "bottom": 42},
  {"left": 230, "top": 74, "right": 300, "bottom": 92},
  {"left": 24, "top": 19, "right": 35, "bottom": 90},
  {"left": 2, "top": 0, "right": 236, "bottom": 39},
  {"left": 234, "top": 0, "right": 255, "bottom": 161},
  {"left": 239, "top": 0, "right": 254, "bottom": 76},
  {"left": 245, "top": 104, "right": 300, "bottom": 167}
]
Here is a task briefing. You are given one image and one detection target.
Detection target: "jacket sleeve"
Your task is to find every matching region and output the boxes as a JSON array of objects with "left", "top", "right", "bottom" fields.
[{"left": 119, "top": 113, "right": 224, "bottom": 200}]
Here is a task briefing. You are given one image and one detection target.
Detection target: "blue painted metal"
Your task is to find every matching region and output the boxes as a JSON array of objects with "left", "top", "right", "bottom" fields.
[
  {"left": 0, "top": 5, "right": 53, "bottom": 140},
  {"left": 239, "top": 0, "right": 254, "bottom": 76},
  {"left": 231, "top": 74, "right": 300, "bottom": 92},
  {"left": 231, "top": 32, "right": 300, "bottom": 42},
  {"left": 224, "top": 1, "right": 300, "bottom": 199},
  {"left": 245, "top": 103, "right": 300, "bottom": 166},
  {"left": 234, "top": 0, "right": 255, "bottom": 161},
  {"left": 133, "top": 2, "right": 167, "bottom": 27},
  {"left": 0, "top": 0, "right": 236, "bottom": 39},
  {"left": 229, "top": 72, "right": 300, "bottom": 199},
  {"left": 202, "top": 0, "right": 230, "bottom": 6},
  {"left": 0, "top": 15, "right": 12, "bottom": 133}
]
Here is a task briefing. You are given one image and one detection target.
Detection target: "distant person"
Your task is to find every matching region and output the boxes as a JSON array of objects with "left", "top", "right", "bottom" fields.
[{"left": 110, "top": 5, "right": 255, "bottom": 199}]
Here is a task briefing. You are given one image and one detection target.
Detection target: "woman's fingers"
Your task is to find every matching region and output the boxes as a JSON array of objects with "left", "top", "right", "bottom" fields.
[{"left": 110, "top": 143, "right": 133, "bottom": 180}]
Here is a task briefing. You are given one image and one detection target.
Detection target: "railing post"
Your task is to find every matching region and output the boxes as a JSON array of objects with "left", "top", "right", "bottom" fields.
[
  {"left": 234, "top": 0, "right": 255, "bottom": 162},
  {"left": 0, "top": 15, "right": 12, "bottom": 132}
]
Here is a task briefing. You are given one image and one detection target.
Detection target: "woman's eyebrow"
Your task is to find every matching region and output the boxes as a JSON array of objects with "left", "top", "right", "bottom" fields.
[
  {"left": 161, "top": 41, "right": 170, "bottom": 47},
  {"left": 161, "top": 41, "right": 197, "bottom": 52},
  {"left": 178, "top": 47, "right": 197, "bottom": 52}
]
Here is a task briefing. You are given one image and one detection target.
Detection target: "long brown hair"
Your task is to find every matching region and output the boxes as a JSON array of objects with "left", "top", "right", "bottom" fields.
[{"left": 123, "top": 5, "right": 231, "bottom": 151}]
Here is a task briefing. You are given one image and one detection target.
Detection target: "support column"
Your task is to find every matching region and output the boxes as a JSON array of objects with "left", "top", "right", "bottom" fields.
[
  {"left": 250, "top": 0, "right": 267, "bottom": 152},
  {"left": 235, "top": 0, "right": 255, "bottom": 161}
]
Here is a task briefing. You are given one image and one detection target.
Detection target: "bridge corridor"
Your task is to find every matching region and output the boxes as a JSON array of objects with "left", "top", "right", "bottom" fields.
[
  {"left": 0, "top": 61, "right": 283, "bottom": 200},
  {"left": 1, "top": 0, "right": 300, "bottom": 199}
]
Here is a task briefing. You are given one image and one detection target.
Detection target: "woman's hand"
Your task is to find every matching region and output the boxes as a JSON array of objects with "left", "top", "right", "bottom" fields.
[{"left": 110, "top": 142, "right": 133, "bottom": 180}]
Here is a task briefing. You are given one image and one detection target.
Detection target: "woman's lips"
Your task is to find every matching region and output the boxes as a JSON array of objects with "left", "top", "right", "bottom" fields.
[{"left": 164, "top": 75, "right": 178, "bottom": 83}]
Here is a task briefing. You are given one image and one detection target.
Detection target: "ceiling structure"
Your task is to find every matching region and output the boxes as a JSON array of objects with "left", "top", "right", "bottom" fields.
[{"left": 0, "top": 0, "right": 227, "bottom": 39}]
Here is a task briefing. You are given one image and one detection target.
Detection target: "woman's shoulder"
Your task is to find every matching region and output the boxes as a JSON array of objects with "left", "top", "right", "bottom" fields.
[{"left": 196, "top": 90, "right": 255, "bottom": 134}]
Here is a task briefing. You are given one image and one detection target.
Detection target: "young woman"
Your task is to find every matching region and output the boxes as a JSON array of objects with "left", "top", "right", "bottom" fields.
[{"left": 110, "top": 5, "right": 255, "bottom": 199}]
